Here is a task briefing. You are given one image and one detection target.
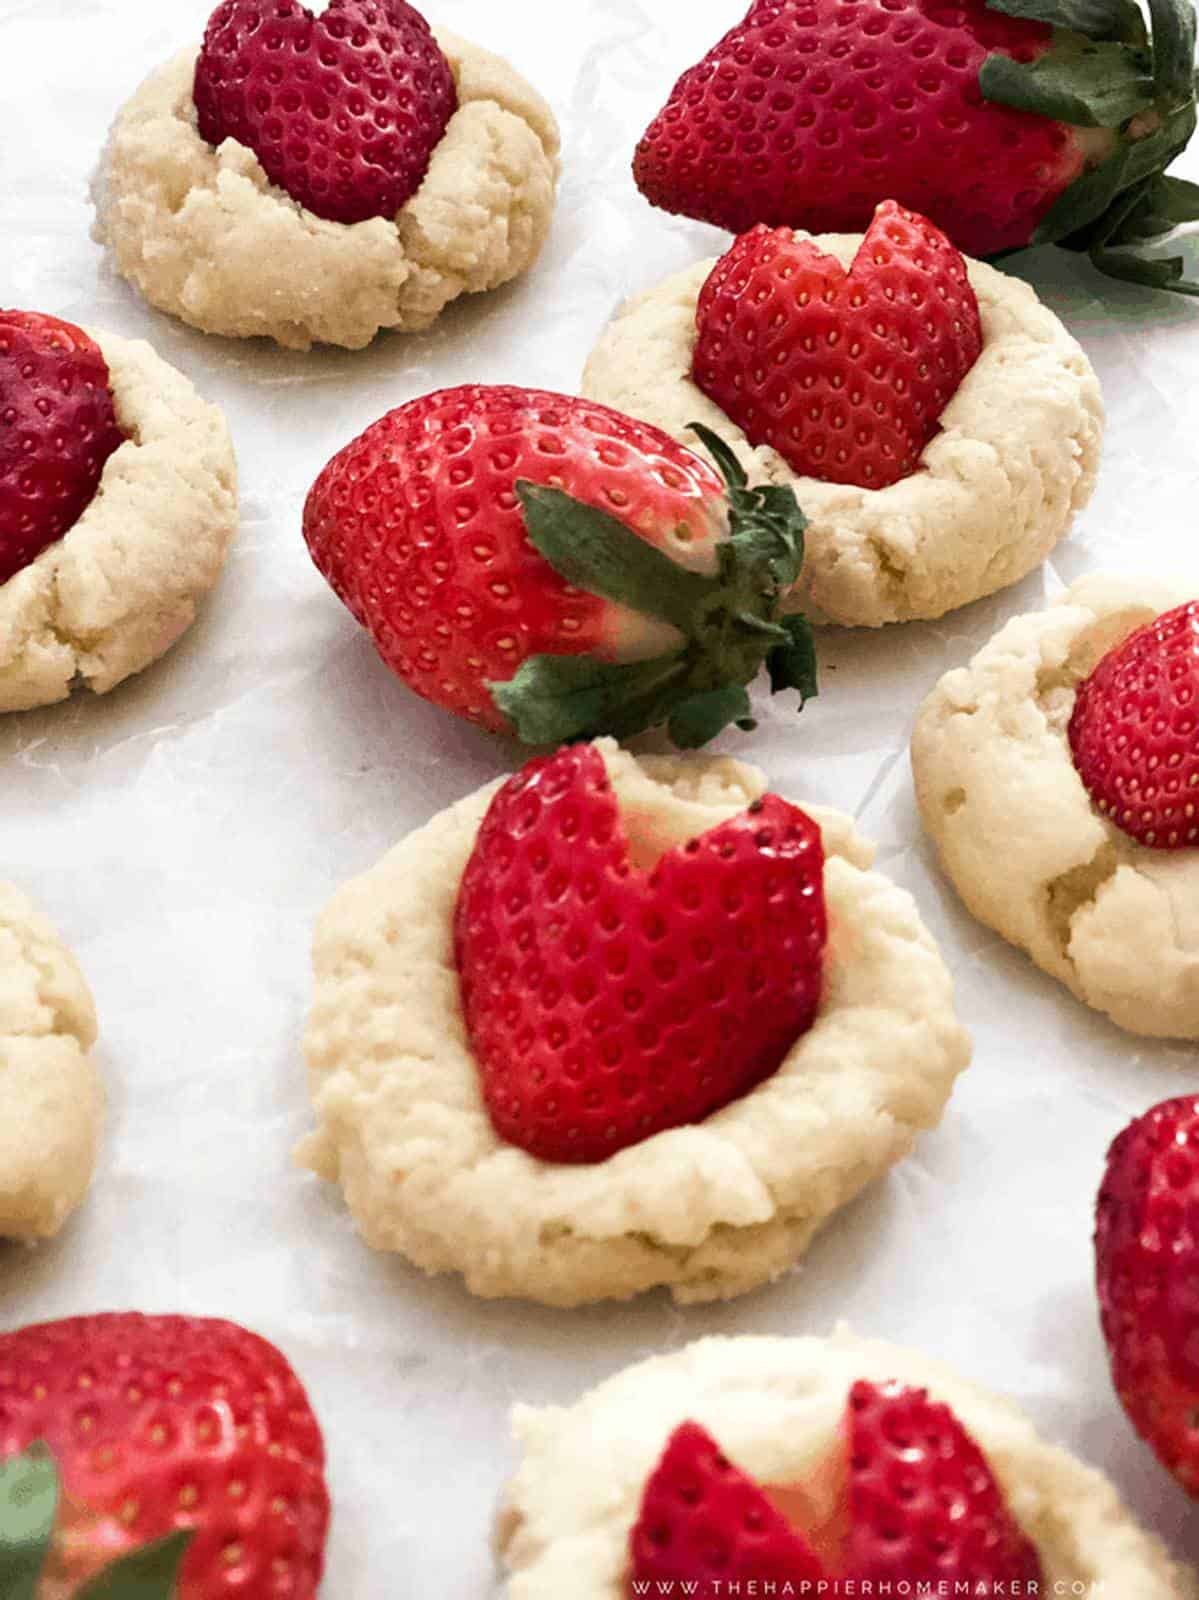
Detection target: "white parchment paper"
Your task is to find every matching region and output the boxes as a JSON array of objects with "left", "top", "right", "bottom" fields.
[{"left": 2, "top": 0, "right": 1198, "bottom": 1592}]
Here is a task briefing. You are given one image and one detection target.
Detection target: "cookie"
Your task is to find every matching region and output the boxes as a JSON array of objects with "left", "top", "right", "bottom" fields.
[
  {"left": 582, "top": 241, "right": 1103, "bottom": 628},
  {"left": 0, "top": 328, "right": 238, "bottom": 713},
  {"left": 498, "top": 1330, "right": 1193, "bottom": 1598},
  {"left": 0, "top": 884, "right": 101, "bottom": 1240},
  {"left": 912, "top": 574, "right": 1199, "bottom": 1038},
  {"left": 298, "top": 739, "right": 970, "bottom": 1307},
  {"left": 93, "top": 31, "right": 561, "bottom": 351}
]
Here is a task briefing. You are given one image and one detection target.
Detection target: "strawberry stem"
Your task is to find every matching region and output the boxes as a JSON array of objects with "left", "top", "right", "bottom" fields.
[{"left": 491, "top": 427, "right": 818, "bottom": 747}]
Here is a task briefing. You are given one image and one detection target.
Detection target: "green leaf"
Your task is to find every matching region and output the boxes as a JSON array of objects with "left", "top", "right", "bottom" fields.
[
  {"left": 687, "top": 421, "right": 748, "bottom": 490},
  {"left": 667, "top": 685, "right": 753, "bottom": 749},
  {"left": 1122, "top": 171, "right": 1199, "bottom": 233},
  {"left": 491, "top": 650, "right": 690, "bottom": 746},
  {"left": 77, "top": 1530, "right": 192, "bottom": 1600},
  {"left": 987, "top": 0, "right": 1146, "bottom": 41},
  {"left": 1146, "top": 0, "right": 1197, "bottom": 104},
  {"left": 980, "top": 38, "right": 1154, "bottom": 126},
  {"left": 0, "top": 1446, "right": 58, "bottom": 1600},
  {"left": 515, "top": 481, "right": 716, "bottom": 636},
  {"left": 1090, "top": 235, "right": 1199, "bottom": 293},
  {"left": 767, "top": 616, "right": 821, "bottom": 706}
]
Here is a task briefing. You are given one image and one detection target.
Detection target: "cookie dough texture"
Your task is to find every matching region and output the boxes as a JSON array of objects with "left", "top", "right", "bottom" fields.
[
  {"left": 0, "top": 884, "right": 101, "bottom": 1240},
  {"left": 582, "top": 243, "right": 1103, "bottom": 628},
  {"left": 913, "top": 574, "right": 1199, "bottom": 1039},
  {"left": 299, "top": 740, "right": 970, "bottom": 1307},
  {"left": 498, "top": 1331, "right": 1193, "bottom": 1599},
  {"left": 94, "top": 32, "right": 561, "bottom": 350},
  {"left": 0, "top": 330, "right": 237, "bottom": 713}
]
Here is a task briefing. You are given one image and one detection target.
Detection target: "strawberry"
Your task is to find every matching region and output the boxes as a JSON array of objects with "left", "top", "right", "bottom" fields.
[
  {"left": 0, "top": 310, "right": 124, "bottom": 586},
  {"left": 193, "top": 0, "right": 457, "bottom": 226},
  {"left": 633, "top": 0, "right": 1199, "bottom": 294},
  {"left": 1069, "top": 600, "right": 1199, "bottom": 849},
  {"left": 628, "top": 1421, "right": 827, "bottom": 1591},
  {"left": 629, "top": 1382, "right": 1042, "bottom": 1595},
  {"left": 693, "top": 203, "right": 983, "bottom": 490},
  {"left": 303, "top": 387, "right": 818, "bottom": 749},
  {"left": 0, "top": 1313, "right": 330, "bottom": 1598},
  {"left": 454, "top": 742, "right": 827, "bottom": 1164},
  {"left": 1096, "top": 1095, "right": 1199, "bottom": 1494}
]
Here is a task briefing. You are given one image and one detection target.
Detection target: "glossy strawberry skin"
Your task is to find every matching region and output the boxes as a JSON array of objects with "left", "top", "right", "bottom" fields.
[
  {"left": 454, "top": 742, "right": 827, "bottom": 1164},
  {"left": 0, "top": 311, "right": 124, "bottom": 585},
  {"left": 633, "top": 0, "right": 1088, "bottom": 258},
  {"left": 0, "top": 1314, "right": 330, "bottom": 1599},
  {"left": 1069, "top": 602, "right": 1199, "bottom": 849},
  {"left": 629, "top": 1422, "right": 828, "bottom": 1594},
  {"left": 1096, "top": 1097, "right": 1199, "bottom": 1494},
  {"left": 694, "top": 203, "right": 982, "bottom": 490},
  {"left": 194, "top": 0, "right": 457, "bottom": 226},
  {"left": 303, "top": 386, "right": 729, "bottom": 733},
  {"left": 846, "top": 1380, "right": 1043, "bottom": 1585}
]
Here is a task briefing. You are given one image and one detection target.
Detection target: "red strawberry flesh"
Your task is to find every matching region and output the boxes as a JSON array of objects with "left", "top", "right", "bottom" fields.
[
  {"left": 693, "top": 203, "right": 983, "bottom": 490},
  {"left": 1069, "top": 601, "right": 1199, "bottom": 849},
  {"left": 303, "top": 386, "right": 729, "bottom": 732},
  {"left": 0, "top": 311, "right": 124, "bottom": 585},
  {"left": 0, "top": 1313, "right": 329, "bottom": 1599},
  {"left": 629, "top": 1382, "right": 1043, "bottom": 1593},
  {"left": 454, "top": 743, "right": 827, "bottom": 1164},
  {"left": 633, "top": 0, "right": 1093, "bottom": 259},
  {"left": 194, "top": 0, "right": 457, "bottom": 225},
  {"left": 1096, "top": 1096, "right": 1199, "bottom": 1494}
]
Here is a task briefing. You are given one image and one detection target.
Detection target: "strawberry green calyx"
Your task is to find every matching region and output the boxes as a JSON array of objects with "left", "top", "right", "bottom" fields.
[
  {"left": 491, "top": 423, "right": 818, "bottom": 749},
  {"left": 0, "top": 1447, "right": 191, "bottom": 1600},
  {"left": 980, "top": 0, "right": 1199, "bottom": 292}
]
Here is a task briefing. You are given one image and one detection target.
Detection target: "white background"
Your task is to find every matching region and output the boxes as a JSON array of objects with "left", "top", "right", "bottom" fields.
[{"left": 2, "top": 0, "right": 1198, "bottom": 1592}]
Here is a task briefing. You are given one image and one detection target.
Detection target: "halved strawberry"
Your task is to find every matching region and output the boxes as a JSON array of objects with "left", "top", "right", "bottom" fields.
[
  {"left": 693, "top": 203, "right": 983, "bottom": 490},
  {"left": 1069, "top": 601, "right": 1199, "bottom": 848},
  {"left": 304, "top": 387, "right": 818, "bottom": 748},
  {"left": 1096, "top": 1096, "right": 1199, "bottom": 1494},
  {"left": 0, "top": 311, "right": 124, "bottom": 585},
  {"left": 194, "top": 0, "right": 458, "bottom": 225},
  {"left": 628, "top": 1381, "right": 1044, "bottom": 1594},
  {"left": 454, "top": 742, "right": 827, "bottom": 1164}
]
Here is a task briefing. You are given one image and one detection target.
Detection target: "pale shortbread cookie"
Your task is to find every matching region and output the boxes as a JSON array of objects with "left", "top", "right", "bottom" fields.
[
  {"left": 498, "top": 1331, "right": 1194, "bottom": 1599},
  {"left": 93, "top": 32, "right": 561, "bottom": 351},
  {"left": 582, "top": 244, "right": 1103, "bottom": 628},
  {"left": 913, "top": 574, "right": 1199, "bottom": 1039},
  {"left": 0, "top": 884, "right": 102, "bottom": 1240},
  {"left": 0, "top": 329, "right": 237, "bottom": 713},
  {"left": 298, "top": 740, "right": 970, "bottom": 1307}
]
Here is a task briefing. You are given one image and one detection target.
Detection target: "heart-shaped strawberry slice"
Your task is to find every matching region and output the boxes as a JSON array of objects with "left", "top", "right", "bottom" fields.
[
  {"left": 0, "top": 311, "right": 124, "bottom": 586},
  {"left": 193, "top": 0, "right": 458, "bottom": 226},
  {"left": 629, "top": 1383, "right": 1043, "bottom": 1595},
  {"left": 454, "top": 743, "right": 827, "bottom": 1165},
  {"left": 693, "top": 202, "right": 983, "bottom": 490}
]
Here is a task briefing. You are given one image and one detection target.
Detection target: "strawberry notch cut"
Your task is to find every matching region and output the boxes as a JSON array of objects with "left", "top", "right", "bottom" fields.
[
  {"left": 629, "top": 1381, "right": 1044, "bottom": 1595},
  {"left": 693, "top": 203, "right": 984, "bottom": 491},
  {"left": 194, "top": 0, "right": 458, "bottom": 225},
  {"left": 454, "top": 743, "right": 828, "bottom": 1165}
]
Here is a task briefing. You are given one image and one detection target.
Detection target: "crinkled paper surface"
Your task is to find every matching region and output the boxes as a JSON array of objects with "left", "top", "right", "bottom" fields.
[{"left": 2, "top": 0, "right": 1198, "bottom": 1593}]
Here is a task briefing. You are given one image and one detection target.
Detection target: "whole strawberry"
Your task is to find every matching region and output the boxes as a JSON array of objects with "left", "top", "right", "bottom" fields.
[
  {"left": 454, "top": 742, "right": 827, "bottom": 1163},
  {"left": 0, "top": 1313, "right": 330, "bottom": 1598},
  {"left": 634, "top": 0, "right": 1199, "bottom": 293},
  {"left": 630, "top": 1380, "right": 1042, "bottom": 1593},
  {"left": 1069, "top": 601, "right": 1199, "bottom": 848},
  {"left": 304, "top": 387, "right": 818, "bottom": 748},
  {"left": 194, "top": 0, "right": 457, "bottom": 225},
  {"left": 1096, "top": 1096, "right": 1199, "bottom": 1493},
  {"left": 0, "top": 311, "right": 124, "bottom": 586},
  {"left": 694, "top": 203, "right": 983, "bottom": 490}
]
